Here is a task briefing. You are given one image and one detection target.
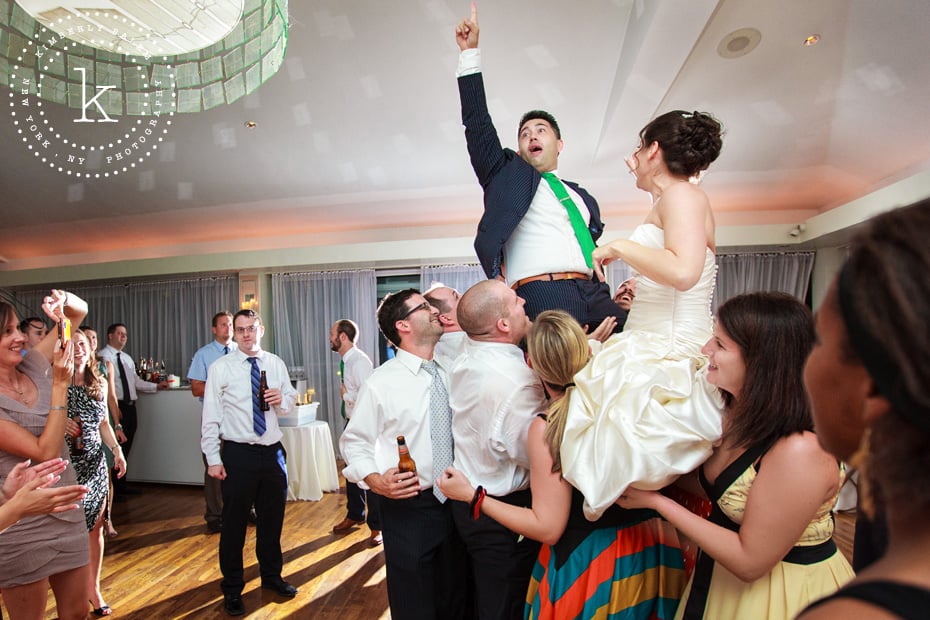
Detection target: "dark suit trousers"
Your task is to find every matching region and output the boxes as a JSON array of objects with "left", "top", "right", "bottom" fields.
[
  {"left": 219, "top": 441, "right": 288, "bottom": 596},
  {"left": 516, "top": 278, "right": 626, "bottom": 332},
  {"left": 451, "top": 489, "right": 540, "bottom": 620},
  {"left": 346, "top": 480, "right": 382, "bottom": 529},
  {"left": 379, "top": 491, "right": 467, "bottom": 620},
  {"left": 114, "top": 400, "right": 138, "bottom": 492},
  {"left": 202, "top": 452, "right": 223, "bottom": 525}
]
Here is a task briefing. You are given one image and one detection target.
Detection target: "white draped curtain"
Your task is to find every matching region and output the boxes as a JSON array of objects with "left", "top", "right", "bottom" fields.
[
  {"left": 271, "top": 270, "right": 378, "bottom": 448},
  {"left": 713, "top": 252, "right": 815, "bottom": 311},
  {"left": 420, "top": 264, "right": 485, "bottom": 294},
  {"left": 11, "top": 276, "right": 239, "bottom": 377}
]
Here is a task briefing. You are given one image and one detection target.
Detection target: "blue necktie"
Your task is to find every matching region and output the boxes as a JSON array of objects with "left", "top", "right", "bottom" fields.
[
  {"left": 248, "top": 357, "right": 266, "bottom": 436},
  {"left": 422, "top": 360, "right": 453, "bottom": 503},
  {"left": 223, "top": 345, "right": 229, "bottom": 354}
]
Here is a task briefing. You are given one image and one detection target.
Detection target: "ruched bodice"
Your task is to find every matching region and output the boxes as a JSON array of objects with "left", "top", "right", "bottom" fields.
[
  {"left": 561, "top": 224, "right": 723, "bottom": 519},
  {"left": 623, "top": 223, "right": 716, "bottom": 353}
]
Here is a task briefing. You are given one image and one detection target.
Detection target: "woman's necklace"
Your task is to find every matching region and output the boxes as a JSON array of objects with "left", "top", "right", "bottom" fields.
[{"left": 0, "top": 372, "right": 31, "bottom": 405}]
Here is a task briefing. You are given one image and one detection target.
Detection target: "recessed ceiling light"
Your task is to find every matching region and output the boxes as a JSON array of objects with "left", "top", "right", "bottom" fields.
[
  {"left": 245, "top": 121, "right": 257, "bottom": 128},
  {"left": 803, "top": 34, "right": 821, "bottom": 47},
  {"left": 717, "top": 27, "right": 762, "bottom": 59}
]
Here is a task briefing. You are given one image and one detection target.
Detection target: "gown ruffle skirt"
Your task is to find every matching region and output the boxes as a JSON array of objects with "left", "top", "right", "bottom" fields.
[{"left": 562, "top": 224, "right": 724, "bottom": 519}]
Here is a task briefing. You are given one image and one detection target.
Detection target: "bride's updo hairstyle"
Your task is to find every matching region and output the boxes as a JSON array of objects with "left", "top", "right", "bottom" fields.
[{"left": 640, "top": 110, "right": 723, "bottom": 178}]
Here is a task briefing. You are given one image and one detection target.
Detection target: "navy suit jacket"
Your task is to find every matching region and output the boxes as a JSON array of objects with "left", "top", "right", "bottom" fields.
[{"left": 459, "top": 72, "right": 604, "bottom": 279}]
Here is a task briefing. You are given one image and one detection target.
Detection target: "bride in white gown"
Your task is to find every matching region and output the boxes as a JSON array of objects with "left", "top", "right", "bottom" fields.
[{"left": 560, "top": 110, "right": 726, "bottom": 519}]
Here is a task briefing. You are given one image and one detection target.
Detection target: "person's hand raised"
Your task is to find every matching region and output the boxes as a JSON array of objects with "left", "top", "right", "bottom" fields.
[{"left": 455, "top": 2, "right": 479, "bottom": 51}]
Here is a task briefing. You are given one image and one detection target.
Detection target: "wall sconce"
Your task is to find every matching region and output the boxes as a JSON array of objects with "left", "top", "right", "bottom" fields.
[
  {"left": 788, "top": 223, "right": 807, "bottom": 238},
  {"left": 240, "top": 276, "right": 259, "bottom": 313}
]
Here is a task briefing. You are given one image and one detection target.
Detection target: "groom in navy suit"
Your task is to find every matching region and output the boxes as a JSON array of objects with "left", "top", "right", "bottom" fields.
[{"left": 455, "top": 4, "right": 626, "bottom": 332}]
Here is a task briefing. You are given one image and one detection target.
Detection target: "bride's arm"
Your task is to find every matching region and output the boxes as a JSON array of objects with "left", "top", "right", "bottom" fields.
[{"left": 593, "top": 184, "right": 711, "bottom": 291}]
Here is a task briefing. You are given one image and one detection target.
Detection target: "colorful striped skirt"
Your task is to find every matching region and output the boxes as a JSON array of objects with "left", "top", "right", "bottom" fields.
[{"left": 526, "top": 517, "right": 686, "bottom": 620}]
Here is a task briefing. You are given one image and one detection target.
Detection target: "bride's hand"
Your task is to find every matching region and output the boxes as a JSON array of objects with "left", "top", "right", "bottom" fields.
[{"left": 592, "top": 241, "right": 623, "bottom": 282}]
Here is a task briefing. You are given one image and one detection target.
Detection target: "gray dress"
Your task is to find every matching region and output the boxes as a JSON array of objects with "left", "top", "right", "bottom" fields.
[{"left": 0, "top": 351, "right": 89, "bottom": 588}]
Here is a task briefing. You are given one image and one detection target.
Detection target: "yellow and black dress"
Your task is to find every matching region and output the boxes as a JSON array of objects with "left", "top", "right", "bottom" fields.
[{"left": 676, "top": 442, "right": 854, "bottom": 620}]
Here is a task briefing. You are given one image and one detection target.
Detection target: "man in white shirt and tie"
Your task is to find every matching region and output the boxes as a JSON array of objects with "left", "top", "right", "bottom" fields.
[
  {"left": 201, "top": 309, "right": 298, "bottom": 616},
  {"left": 98, "top": 322, "right": 167, "bottom": 497},
  {"left": 339, "top": 289, "right": 467, "bottom": 620}
]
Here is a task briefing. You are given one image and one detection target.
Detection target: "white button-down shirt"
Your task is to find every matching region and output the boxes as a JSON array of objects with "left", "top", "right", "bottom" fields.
[
  {"left": 98, "top": 345, "right": 158, "bottom": 401},
  {"left": 450, "top": 338, "right": 547, "bottom": 496},
  {"left": 341, "top": 346, "right": 374, "bottom": 419},
  {"left": 340, "top": 348, "right": 449, "bottom": 491},
  {"left": 200, "top": 349, "right": 297, "bottom": 466}
]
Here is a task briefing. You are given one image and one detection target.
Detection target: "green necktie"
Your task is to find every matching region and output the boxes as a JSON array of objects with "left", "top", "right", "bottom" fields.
[
  {"left": 541, "top": 172, "right": 596, "bottom": 269},
  {"left": 339, "top": 359, "right": 346, "bottom": 420}
]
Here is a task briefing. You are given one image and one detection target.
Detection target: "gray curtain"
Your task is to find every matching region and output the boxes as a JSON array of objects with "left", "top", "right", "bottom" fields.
[
  {"left": 714, "top": 252, "right": 815, "bottom": 311},
  {"left": 271, "top": 269, "right": 377, "bottom": 450},
  {"left": 11, "top": 275, "right": 239, "bottom": 378},
  {"left": 420, "top": 264, "right": 485, "bottom": 295},
  {"left": 604, "top": 261, "right": 634, "bottom": 294}
]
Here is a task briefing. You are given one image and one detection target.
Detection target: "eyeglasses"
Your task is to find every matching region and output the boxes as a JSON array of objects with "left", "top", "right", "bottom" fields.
[
  {"left": 234, "top": 325, "right": 260, "bottom": 335},
  {"left": 401, "top": 301, "right": 431, "bottom": 319}
]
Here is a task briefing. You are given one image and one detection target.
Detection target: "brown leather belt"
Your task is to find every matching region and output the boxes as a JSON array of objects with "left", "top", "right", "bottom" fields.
[{"left": 512, "top": 271, "right": 590, "bottom": 290}]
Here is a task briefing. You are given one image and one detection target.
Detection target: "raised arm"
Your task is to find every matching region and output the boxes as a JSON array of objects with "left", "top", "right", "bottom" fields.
[
  {"left": 619, "top": 432, "right": 839, "bottom": 582},
  {"left": 438, "top": 417, "right": 572, "bottom": 545},
  {"left": 593, "top": 183, "right": 712, "bottom": 290},
  {"left": 35, "top": 290, "right": 88, "bottom": 363},
  {"left": 455, "top": 2, "right": 479, "bottom": 51},
  {"left": 0, "top": 341, "right": 75, "bottom": 462}
]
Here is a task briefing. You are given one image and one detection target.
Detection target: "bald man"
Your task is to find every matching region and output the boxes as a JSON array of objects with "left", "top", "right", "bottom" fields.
[{"left": 448, "top": 279, "right": 547, "bottom": 619}]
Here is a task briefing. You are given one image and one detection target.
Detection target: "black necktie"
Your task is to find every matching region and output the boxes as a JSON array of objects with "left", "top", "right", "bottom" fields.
[
  {"left": 116, "top": 352, "right": 132, "bottom": 401},
  {"left": 223, "top": 345, "right": 229, "bottom": 354}
]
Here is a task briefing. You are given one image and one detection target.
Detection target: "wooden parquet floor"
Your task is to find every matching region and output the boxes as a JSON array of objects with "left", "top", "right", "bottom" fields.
[
  {"left": 19, "top": 482, "right": 390, "bottom": 619},
  {"left": 6, "top": 482, "right": 856, "bottom": 619}
]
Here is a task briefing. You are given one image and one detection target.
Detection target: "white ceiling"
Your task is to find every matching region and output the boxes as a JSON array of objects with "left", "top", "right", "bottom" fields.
[{"left": 2, "top": 0, "right": 930, "bottom": 275}]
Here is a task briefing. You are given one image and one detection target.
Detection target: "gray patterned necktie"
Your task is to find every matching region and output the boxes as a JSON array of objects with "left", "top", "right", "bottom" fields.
[{"left": 422, "top": 360, "right": 453, "bottom": 503}]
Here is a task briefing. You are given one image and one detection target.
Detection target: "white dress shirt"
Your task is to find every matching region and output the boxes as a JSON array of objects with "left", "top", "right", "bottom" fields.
[
  {"left": 340, "top": 348, "right": 449, "bottom": 491},
  {"left": 98, "top": 345, "right": 158, "bottom": 401},
  {"left": 200, "top": 349, "right": 298, "bottom": 466},
  {"left": 341, "top": 346, "right": 374, "bottom": 419},
  {"left": 450, "top": 338, "right": 547, "bottom": 497},
  {"left": 457, "top": 48, "right": 592, "bottom": 285},
  {"left": 433, "top": 330, "right": 468, "bottom": 371}
]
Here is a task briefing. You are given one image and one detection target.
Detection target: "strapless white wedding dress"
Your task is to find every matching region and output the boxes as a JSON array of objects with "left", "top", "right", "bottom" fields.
[{"left": 561, "top": 224, "right": 724, "bottom": 519}]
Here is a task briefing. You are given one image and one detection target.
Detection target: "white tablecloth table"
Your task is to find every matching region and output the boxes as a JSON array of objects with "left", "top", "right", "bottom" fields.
[{"left": 280, "top": 421, "right": 339, "bottom": 501}]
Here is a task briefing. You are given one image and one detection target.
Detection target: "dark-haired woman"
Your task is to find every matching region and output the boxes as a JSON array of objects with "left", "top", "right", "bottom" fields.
[
  {"left": 65, "top": 329, "right": 126, "bottom": 617},
  {"left": 0, "top": 291, "right": 90, "bottom": 620},
  {"left": 798, "top": 199, "right": 930, "bottom": 620},
  {"left": 561, "top": 111, "right": 726, "bottom": 518},
  {"left": 619, "top": 292, "right": 853, "bottom": 619}
]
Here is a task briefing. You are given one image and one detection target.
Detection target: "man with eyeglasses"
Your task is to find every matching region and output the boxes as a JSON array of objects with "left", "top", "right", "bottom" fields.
[
  {"left": 201, "top": 309, "right": 298, "bottom": 616},
  {"left": 340, "top": 289, "right": 468, "bottom": 620}
]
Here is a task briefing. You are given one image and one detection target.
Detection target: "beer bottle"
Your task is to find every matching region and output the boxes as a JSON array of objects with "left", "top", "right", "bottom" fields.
[
  {"left": 70, "top": 415, "right": 85, "bottom": 457},
  {"left": 396, "top": 435, "right": 417, "bottom": 474},
  {"left": 258, "top": 370, "right": 270, "bottom": 411}
]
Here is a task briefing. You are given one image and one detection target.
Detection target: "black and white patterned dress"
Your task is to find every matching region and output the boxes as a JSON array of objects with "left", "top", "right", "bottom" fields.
[{"left": 67, "top": 384, "right": 109, "bottom": 531}]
